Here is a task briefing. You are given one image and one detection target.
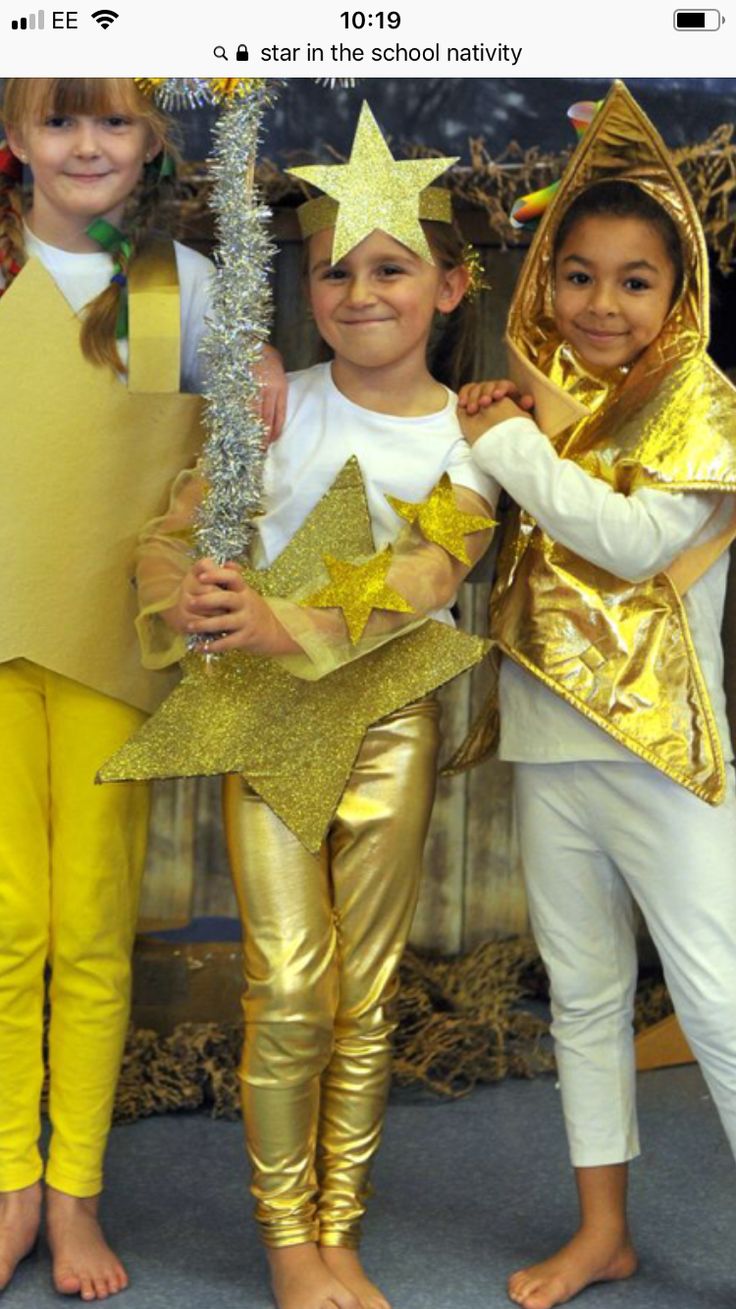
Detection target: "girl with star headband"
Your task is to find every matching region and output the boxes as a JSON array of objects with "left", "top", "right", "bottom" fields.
[
  {"left": 0, "top": 77, "right": 284, "bottom": 1301},
  {"left": 128, "top": 101, "right": 495, "bottom": 1309},
  {"left": 458, "top": 81, "right": 736, "bottom": 1309}
]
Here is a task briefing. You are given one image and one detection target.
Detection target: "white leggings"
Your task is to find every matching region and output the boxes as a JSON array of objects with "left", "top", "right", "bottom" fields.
[{"left": 514, "top": 760, "right": 736, "bottom": 1167}]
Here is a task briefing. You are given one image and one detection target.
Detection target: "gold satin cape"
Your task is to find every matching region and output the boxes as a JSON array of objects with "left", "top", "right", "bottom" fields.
[
  {"left": 494, "top": 81, "right": 736, "bottom": 804},
  {"left": 0, "top": 241, "right": 203, "bottom": 713}
]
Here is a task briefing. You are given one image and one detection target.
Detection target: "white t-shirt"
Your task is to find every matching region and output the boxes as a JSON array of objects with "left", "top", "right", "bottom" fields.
[
  {"left": 22, "top": 226, "right": 213, "bottom": 393},
  {"left": 471, "top": 414, "right": 734, "bottom": 763},
  {"left": 258, "top": 362, "right": 498, "bottom": 626}
]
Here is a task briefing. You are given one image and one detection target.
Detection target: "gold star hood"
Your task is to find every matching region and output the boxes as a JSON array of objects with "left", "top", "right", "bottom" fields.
[
  {"left": 506, "top": 79, "right": 736, "bottom": 480},
  {"left": 493, "top": 80, "right": 736, "bottom": 804}
]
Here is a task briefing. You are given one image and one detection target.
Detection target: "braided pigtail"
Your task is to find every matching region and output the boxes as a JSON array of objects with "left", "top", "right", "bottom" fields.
[
  {"left": 0, "top": 143, "right": 26, "bottom": 295},
  {"left": 80, "top": 148, "right": 180, "bottom": 374}
]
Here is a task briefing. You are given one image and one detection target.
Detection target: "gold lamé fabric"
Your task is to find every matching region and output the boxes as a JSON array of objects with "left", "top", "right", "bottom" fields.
[
  {"left": 0, "top": 241, "right": 203, "bottom": 713},
  {"left": 493, "top": 81, "right": 736, "bottom": 803},
  {"left": 225, "top": 697, "right": 439, "bottom": 1248}
]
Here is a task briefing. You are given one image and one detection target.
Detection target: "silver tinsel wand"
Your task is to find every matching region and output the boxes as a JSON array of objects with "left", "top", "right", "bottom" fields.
[{"left": 195, "top": 82, "right": 277, "bottom": 564}]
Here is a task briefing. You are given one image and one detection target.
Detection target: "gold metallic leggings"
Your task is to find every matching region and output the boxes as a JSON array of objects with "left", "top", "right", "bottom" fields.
[{"left": 224, "top": 698, "right": 440, "bottom": 1249}]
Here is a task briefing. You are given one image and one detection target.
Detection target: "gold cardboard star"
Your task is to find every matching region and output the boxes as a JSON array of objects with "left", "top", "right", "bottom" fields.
[
  {"left": 287, "top": 102, "right": 458, "bottom": 264},
  {"left": 386, "top": 474, "right": 496, "bottom": 565},
  {"left": 99, "top": 458, "right": 489, "bottom": 852},
  {"left": 304, "top": 547, "right": 414, "bottom": 644}
]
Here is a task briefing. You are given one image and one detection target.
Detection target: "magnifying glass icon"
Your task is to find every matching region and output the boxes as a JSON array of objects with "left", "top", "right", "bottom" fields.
[{"left": 213, "top": 44, "right": 228, "bottom": 59}]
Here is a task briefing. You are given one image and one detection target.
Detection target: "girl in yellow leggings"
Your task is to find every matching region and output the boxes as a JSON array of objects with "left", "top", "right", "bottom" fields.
[
  {"left": 0, "top": 76, "right": 282, "bottom": 1300},
  {"left": 0, "top": 76, "right": 211, "bottom": 1300}
]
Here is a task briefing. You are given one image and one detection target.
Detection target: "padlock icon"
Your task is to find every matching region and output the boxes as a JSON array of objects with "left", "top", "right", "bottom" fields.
[{"left": 236, "top": 43, "right": 249, "bottom": 60}]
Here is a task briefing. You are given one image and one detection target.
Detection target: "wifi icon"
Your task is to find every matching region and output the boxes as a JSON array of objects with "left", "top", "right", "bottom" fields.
[{"left": 91, "top": 8, "right": 118, "bottom": 27}]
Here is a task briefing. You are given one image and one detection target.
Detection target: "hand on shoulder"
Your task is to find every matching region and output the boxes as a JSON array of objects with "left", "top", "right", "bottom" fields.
[
  {"left": 256, "top": 345, "right": 288, "bottom": 445},
  {"left": 457, "top": 379, "right": 534, "bottom": 445}
]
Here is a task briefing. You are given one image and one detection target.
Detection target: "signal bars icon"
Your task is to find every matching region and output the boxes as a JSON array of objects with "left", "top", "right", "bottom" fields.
[
  {"left": 92, "top": 8, "right": 118, "bottom": 26},
  {"left": 11, "top": 8, "right": 44, "bottom": 28}
]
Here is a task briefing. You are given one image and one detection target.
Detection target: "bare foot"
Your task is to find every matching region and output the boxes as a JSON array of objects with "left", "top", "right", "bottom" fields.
[
  {"left": 267, "top": 1242, "right": 361, "bottom": 1309},
  {"left": 0, "top": 1181, "right": 41, "bottom": 1290},
  {"left": 320, "top": 1247, "right": 391, "bottom": 1309},
  {"left": 507, "top": 1229, "right": 638, "bottom": 1309},
  {"left": 46, "top": 1188, "right": 128, "bottom": 1301}
]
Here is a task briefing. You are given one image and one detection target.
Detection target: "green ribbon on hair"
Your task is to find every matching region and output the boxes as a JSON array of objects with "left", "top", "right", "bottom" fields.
[
  {"left": 143, "top": 150, "right": 175, "bottom": 186},
  {"left": 158, "top": 151, "right": 175, "bottom": 181},
  {"left": 86, "top": 218, "right": 133, "bottom": 340}
]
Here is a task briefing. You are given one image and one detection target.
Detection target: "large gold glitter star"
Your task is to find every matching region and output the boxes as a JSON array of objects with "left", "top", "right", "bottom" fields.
[
  {"left": 287, "top": 102, "right": 458, "bottom": 264},
  {"left": 304, "top": 547, "right": 414, "bottom": 644},
  {"left": 386, "top": 474, "right": 497, "bottom": 565},
  {"left": 100, "top": 458, "right": 488, "bottom": 852}
]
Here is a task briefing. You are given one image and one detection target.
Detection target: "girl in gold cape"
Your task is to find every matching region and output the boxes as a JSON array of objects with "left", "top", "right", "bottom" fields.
[{"left": 459, "top": 82, "right": 736, "bottom": 1309}]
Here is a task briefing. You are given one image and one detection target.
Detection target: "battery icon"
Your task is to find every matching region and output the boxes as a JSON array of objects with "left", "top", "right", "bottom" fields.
[{"left": 674, "top": 9, "right": 723, "bottom": 26}]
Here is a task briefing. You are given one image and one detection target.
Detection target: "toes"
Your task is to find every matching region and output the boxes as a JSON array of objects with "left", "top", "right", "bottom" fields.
[
  {"left": 526, "top": 1296, "right": 548, "bottom": 1309},
  {"left": 509, "top": 1274, "right": 536, "bottom": 1296},
  {"left": 79, "top": 1273, "right": 96, "bottom": 1301},
  {"left": 336, "top": 1293, "right": 361, "bottom": 1309},
  {"left": 55, "top": 1268, "right": 83, "bottom": 1295},
  {"left": 507, "top": 1279, "right": 538, "bottom": 1309},
  {"left": 93, "top": 1274, "right": 111, "bottom": 1298},
  {"left": 519, "top": 1290, "right": 548, "bottom": 1309}
]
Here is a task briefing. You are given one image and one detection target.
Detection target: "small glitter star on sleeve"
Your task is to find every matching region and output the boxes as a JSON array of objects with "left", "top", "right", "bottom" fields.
[
  {"left": 386, "top": 474, "right": 497, "bottom": 565},
  {"left": 287, "top": 102, "right": 458, "bottom": 265},
  {"left": 304, "top": 547, "right": 415, "bottom": 644}
]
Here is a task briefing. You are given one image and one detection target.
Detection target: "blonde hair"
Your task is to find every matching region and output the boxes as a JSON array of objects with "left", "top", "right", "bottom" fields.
[{"left": 1, "top": 78, "right": 179, "bottom": 373}]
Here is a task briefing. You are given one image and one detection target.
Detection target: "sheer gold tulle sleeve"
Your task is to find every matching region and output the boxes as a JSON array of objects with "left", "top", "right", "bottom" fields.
[
  {"left": 270, "top": 485, "right": 494, "bottom": 680},
  {"left": 135, "top": 471, "right": 493, "bottom": 679},
  {"left": 135, "top": 464, "right": 204, "bottom": 669}
]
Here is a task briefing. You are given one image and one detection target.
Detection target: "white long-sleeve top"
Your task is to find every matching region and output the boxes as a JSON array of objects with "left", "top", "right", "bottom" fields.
[
  {"left": 259, "top": 363, "right": 498, "bottom": 626},
  {"left": 471, "top": 414, "right": 734, "bottom": 763}
]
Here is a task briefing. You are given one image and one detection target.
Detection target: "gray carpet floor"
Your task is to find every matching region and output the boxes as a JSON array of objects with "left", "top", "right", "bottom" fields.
[{"left": 3, "top": 1064, "right": 733, "bottom": 1308}]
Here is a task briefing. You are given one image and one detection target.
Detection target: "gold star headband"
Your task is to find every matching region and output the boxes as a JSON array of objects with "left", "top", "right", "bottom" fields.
[{"left": 287, "top": 101, "right": 458, "bottom": 264}]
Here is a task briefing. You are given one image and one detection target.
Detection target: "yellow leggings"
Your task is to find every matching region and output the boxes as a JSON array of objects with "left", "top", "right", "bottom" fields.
[
  {"left": 225, "top": 698, "right": 440, "bottom": 1249},
  {"left": 0, "top": 660, "right": 149, "bottom": 1197}
]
